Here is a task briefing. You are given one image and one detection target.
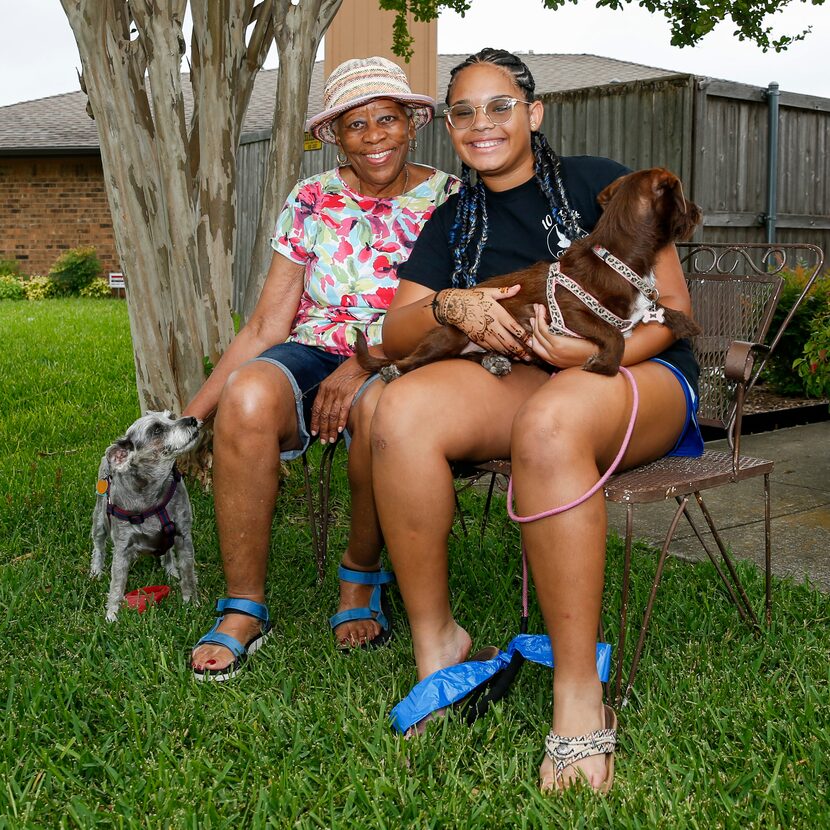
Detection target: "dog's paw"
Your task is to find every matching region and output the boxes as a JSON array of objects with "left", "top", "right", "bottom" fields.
[
  {"left": 482, "top": 354, "right": 512, "bottom": 376},
  {"left": 379, "top": 364, "right": 402, "bottom": 383},
  {"left": 90, "top": 552, "right": 105, "bottom": 578},
  {"left": 582, "top": 354, "right": 619, "bottom": 376},
  {"left": 105, "top": 609, "right": 119, "bottom": 623}
]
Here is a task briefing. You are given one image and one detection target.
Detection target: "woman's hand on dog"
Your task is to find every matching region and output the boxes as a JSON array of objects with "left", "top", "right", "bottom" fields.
[
  {"left": 310, "top": 356, "right": 370, "bottom": 443},
  {"left": 529, "top": 303, "right": 598, "bottom": 368},
  {"left": 435, "top": 284, "right": 531, "bottom": 359}
]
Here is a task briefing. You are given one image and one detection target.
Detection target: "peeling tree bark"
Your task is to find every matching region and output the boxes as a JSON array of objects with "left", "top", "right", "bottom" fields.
[
  {"left": 59, "top": 0, "right": 340, "bottom": 414},
  {"left": 242, "top": 0, "right": 343, "bottom": 320}
]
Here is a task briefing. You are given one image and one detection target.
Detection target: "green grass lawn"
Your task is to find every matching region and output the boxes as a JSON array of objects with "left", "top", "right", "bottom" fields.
[{"left": 1, "top": 299, "right": 829, "bottom": 828}]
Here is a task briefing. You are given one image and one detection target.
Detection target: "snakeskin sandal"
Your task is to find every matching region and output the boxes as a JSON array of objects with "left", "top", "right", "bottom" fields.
[{"left": 544, "top": 704, "right": 618, "bottom": 794}]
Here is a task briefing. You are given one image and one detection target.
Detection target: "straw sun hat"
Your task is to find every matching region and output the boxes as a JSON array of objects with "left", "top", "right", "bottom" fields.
[{"left": 305, "top": 56, "right": 435, "bottom": 144}]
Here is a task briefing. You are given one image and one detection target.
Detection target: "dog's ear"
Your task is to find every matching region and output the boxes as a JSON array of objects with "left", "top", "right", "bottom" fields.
[
  {"left": 654, "top": 170, "right": 688, "bottom": 214},
  {"left": 106, "top": 439, "right": 134, "bottom": 469},
  {"left": 652, "top": 169, "right": 702, "bottom": 241},
  {"left": 668, "top": 174, "right": 687, "bottom": 214},
  {"left": 597, "top": 174, "right": 626, "bottom": 208},
  {"left": 650, "top": 168, "right": 678, "bottom": 198}
]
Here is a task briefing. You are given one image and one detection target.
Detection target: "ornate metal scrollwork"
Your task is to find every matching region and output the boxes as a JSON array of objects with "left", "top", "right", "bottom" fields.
[{"left": 677, "top": 242, "right": 822, "bottom": 277}]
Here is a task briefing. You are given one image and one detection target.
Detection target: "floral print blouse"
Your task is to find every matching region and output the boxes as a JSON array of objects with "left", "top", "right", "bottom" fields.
[{"left": 271, "top": 166, "right": 459, "bottom": 356}]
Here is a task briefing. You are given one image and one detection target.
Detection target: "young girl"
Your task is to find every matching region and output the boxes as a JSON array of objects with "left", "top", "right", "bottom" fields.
[{"left": 370, "top": 48, "right": 702, "bottom": 792}]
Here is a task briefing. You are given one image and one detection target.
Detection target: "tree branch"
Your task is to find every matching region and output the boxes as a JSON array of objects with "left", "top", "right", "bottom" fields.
[
  {"left": 380, "top": 0, "right": 823, "bottom": 57},
  {"left": 241, "top": 0, "right": 342, "bottom": 318},
  {"left": 237, "top": 0, "right": 276, "bottom": 132}
]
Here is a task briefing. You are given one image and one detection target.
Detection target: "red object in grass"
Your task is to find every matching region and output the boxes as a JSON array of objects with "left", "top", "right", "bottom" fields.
[{"left": 124, "top": 585, "right": 170, "bottom": 612}]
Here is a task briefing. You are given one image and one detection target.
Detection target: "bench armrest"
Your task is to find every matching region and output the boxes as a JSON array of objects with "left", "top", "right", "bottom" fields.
[
  {"left": 724, "top": 340, "right": 770, "bottom": 384},
  {"left": 723, "top": 340, "right": 770, "bottom": 467}
]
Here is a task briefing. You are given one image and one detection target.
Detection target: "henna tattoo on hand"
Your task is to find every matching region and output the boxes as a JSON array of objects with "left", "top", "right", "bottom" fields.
[
  {"left": 437, "top": 289, "right": 467, "bottom": 326},
  {"left": 495, "top": 330, "right": 528, "bottom": 358},
  {"left": 430, "top": 292, "right": 446, "bottom": 325},
  {"left": 514, "top": 326, "right": 531, "bottom": 344},
  {"left": 478, "top": 313, "right": 496, "bottom": 340},
  {"left": 436, "top": 288, "right": 499, "bottom": 341}
]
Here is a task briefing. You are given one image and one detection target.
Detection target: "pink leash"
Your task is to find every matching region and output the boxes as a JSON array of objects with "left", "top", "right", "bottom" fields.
[{"left": 507, "top": 365, "right": 639, "bottom": 523}]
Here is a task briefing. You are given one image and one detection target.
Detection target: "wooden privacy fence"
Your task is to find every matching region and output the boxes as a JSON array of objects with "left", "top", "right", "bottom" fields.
[{"left": 233, "top": 73, "right": 830, "bottom": 311}]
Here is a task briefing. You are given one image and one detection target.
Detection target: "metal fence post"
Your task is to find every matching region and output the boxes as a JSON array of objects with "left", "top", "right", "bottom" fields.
[{"left": 764, "top": 82, "right": 780, "bottom": 244}]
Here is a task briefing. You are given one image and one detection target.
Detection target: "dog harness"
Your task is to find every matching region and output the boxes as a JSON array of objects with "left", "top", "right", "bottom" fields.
[
  {"left": 102, "top": 466, "right": 182, "bottom": 555},
  {"left": 545, "top": 245, "right": 663, "bottom": 337}
]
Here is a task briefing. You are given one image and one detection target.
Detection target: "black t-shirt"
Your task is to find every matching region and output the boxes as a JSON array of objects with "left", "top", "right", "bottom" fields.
[
  {"left": 396, "top": 154, "right": 699, "bottom": 391},
  {"left": 397, "top": 155, "right": 629, "bottom": 289}
]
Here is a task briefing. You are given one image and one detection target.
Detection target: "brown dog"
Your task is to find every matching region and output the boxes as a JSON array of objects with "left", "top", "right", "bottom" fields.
[{"left": 356, "top": 167, "right": 702, "bottom": 379}]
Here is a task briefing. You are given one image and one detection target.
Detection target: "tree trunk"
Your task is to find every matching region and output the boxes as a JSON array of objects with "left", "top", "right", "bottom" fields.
[
  {"left": 189, "top": 1, "right": 275, "bottom": 360},
  {"left": 60, "top": 1, "right": 202, "bottom": 411},
  {"left": 58, "top": 1, "right": 300, "bottom": 415},
  {"left": 241, "top": 0, "right": 343, "bottom": 321}
]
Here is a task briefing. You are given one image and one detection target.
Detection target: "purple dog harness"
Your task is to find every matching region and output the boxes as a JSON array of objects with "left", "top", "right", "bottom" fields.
[
  {"left": 545, "top": 244, "right": 664, "bottom": 337},
  {"left": 103, "top": 466, "right": 182, "bottom": 555}
]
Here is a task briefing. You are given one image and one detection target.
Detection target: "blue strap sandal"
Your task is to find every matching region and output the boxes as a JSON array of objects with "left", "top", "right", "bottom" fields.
[
  {"left": 192, "top": 598, "right": 272, "bottom": 682},
  {"left": 330, "top": 565, "right": 395, "bottom": 651}
]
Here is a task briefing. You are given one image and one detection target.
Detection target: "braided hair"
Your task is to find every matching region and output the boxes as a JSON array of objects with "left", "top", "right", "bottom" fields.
[{"left": 445, "top": 48, "right": 585, "bottom": 287}]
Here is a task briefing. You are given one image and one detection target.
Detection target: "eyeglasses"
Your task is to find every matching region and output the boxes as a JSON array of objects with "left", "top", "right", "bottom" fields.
[{"left": 443, "top": 96, "right": 531, "bottom": 130}]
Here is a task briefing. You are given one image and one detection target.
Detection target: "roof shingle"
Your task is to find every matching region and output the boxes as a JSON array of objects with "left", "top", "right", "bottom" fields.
[{"left": 0, "top": 54, "right": 680, "bottom": 153}]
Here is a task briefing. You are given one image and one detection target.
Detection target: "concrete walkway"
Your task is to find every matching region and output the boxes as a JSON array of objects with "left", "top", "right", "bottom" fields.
[{"left": 606, "top": 421, "right": 830, "bottom": 591}]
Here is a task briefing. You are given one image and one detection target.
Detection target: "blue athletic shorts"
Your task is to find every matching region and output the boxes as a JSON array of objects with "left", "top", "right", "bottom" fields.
[{"left": 650, "top": 357, "right": 705, "bottom": 457}]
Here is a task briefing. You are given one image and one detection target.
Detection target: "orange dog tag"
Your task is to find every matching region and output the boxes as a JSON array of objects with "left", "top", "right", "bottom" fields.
[{"left": 96, "top": 479, "right": 109, "bottom": 495}]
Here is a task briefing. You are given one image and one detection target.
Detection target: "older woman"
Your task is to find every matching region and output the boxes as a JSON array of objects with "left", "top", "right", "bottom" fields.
[{"left": 187, "top": 57, "right": 459, "bottom": 680}]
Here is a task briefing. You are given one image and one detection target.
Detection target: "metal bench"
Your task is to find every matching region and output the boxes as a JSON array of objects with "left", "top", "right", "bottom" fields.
[
  {"left": 304, "top": 242, "right": 825, "bottom": 703},
  {"left": 302, "top": 441, "right": 340, "bottom": 582},
  {"left": 455, "top": 241, "right": 826, "bottom": 705}
]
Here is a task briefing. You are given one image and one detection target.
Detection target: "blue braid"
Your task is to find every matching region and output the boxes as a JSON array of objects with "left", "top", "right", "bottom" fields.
[
  {"left": 449, "top": 164, "right": 489, "bottom": 288},
  {"left": 447, "top": 167, "right": 468, "bottom": 247},
  {"left": 532, "top": 131, "right": 584, "bottom": 241},
  {"left": 468, "top": 181, "right": 488, "bottom": 286}
]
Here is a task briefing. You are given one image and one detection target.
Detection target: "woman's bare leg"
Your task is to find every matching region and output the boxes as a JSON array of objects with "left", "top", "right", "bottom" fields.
[
  {"left": 333, "top": 381, "right": 388, "bottom": 647},
  {"left": 191, "top": 361, "right": 302, "bottom": 671},
  {"left": 510, "top": 362, "right": 687, "bottom": 791},
  {"left": 371, "top": 360, "right": 549, "bottom": 679}
]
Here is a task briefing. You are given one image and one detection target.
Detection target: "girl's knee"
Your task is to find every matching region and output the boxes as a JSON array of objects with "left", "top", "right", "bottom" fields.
[
  {"left": 348, "top": 379, "right": 383, "bottom": 438},
  {"left": 371, "top": 380, "right": 432, "bottom": 451},
  {"left": 511, "top": 396, "right": 580, "bottom": 469}
]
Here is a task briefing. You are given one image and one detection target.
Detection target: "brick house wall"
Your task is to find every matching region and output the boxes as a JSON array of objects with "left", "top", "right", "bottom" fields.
[{"left": 0, "top": 154, "right": 119, "bottom": 277}]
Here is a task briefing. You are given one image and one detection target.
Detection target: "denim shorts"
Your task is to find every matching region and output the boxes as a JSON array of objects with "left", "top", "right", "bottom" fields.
[{"left": 252, "top": 342, "right": 350, "bottom": 461}]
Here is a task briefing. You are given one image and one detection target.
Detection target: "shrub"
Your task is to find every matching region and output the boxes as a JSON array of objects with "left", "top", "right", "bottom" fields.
[
  {"left": 762, "top": 266, "right": 830, "bottom": 396},
  {"left": 0, "top": 257, "right": 23, "bottom": 277},
  {"left": 48, "top": 245, "right": 102, "bottom": 295},
  {"left": 79, "top": 276, "right": 113, "bottom": 298},
  {"left": 0, "top": 274, "right": 26, "bottom": 300},
  {"left": 23, "top": 275, "right": 58, "bottom": 301},
  {"left": 794, "top": 313, "right": 830, "bottom": 401}
]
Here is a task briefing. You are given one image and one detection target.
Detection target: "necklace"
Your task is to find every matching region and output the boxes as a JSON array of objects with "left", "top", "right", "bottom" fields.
[{"left": 355, "top": 164, "right": 410, "bottom": 199}]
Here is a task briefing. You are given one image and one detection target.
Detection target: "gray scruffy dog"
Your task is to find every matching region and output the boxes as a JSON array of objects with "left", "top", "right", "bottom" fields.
[{"left": 91, "top": 410, "right": 201, "bottom": 621}]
